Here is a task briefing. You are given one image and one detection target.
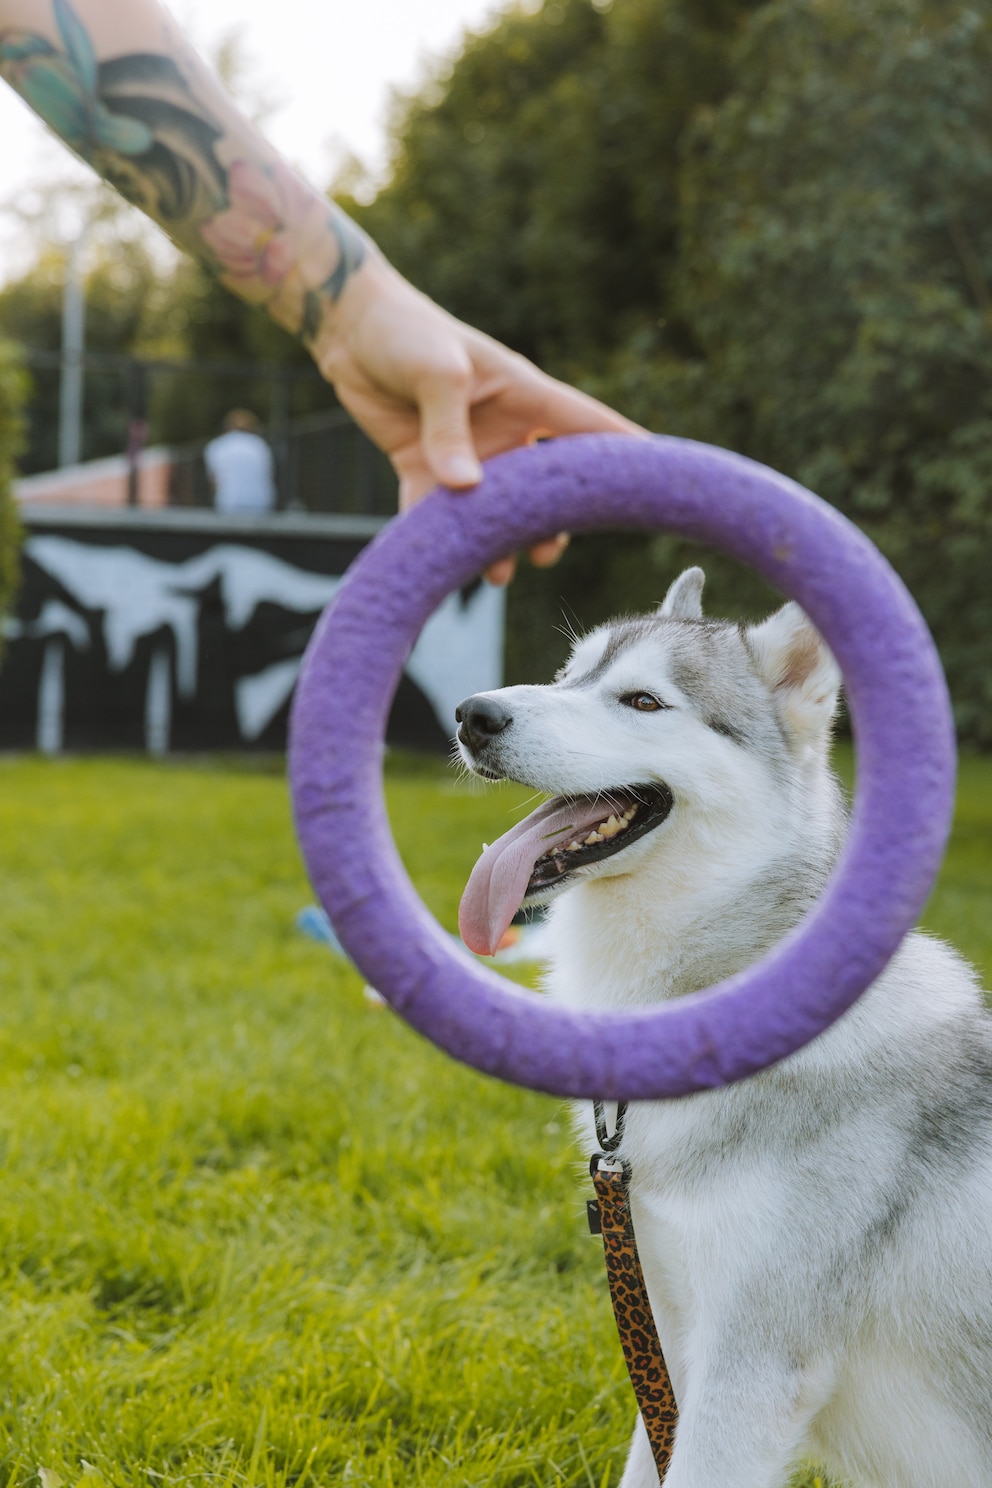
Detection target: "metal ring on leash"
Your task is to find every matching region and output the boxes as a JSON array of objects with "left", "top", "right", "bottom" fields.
[{"left": 289, "top": 433, "right": 955, "bottom": 1101}]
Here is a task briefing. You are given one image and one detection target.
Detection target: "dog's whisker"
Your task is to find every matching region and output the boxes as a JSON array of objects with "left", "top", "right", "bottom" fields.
[
  {"left": 557, "top": 602, "right": 586, "bottom": 649},
  {"left": 510, "top": 790, "right": 548, "bottom": 817}
]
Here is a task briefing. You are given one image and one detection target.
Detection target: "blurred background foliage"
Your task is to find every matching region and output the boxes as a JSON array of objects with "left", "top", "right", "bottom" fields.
[
  {"left": 2, "top": 0, "right": 992, "bottom": 737},
  {"left": 347, "top": 0, "right": 992, "bottom": 741},
  {"left": 0, "top": 232, "right": 327, "bottom": 472}
]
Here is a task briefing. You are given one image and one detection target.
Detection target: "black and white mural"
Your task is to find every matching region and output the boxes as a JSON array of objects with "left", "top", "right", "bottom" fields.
[{"left": 0, "top": 510, "right": 505, "bottom": 754}]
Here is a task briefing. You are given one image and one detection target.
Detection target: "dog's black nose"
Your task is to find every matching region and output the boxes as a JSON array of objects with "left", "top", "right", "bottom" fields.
[{"left": 455, "top": 694, "right": 513, "bottom": 753}]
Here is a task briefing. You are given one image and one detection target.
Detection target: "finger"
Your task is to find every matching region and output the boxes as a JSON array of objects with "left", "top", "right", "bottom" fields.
[
  {"left": 417, "top": 369, "right": 484, "bottom": 490},
  {"left": 392, "top": 440, "right": 444, "bottom": 509},
  {"left": 485, "top": 555, "right": 517, "bottom": 586},
  {"left": 528, "top": 532, "right": 570, "bottom": 568},
  {"left": 529, "top": 378, "right": 647, "bottom": 439},
  {"left": 397, "top": 468, "right": 433, "bottom": 510}
]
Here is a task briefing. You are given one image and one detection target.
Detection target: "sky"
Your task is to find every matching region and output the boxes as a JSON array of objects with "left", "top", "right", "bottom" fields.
[{"left": 0, "top": 0, "right": 508, "bottom": 280}]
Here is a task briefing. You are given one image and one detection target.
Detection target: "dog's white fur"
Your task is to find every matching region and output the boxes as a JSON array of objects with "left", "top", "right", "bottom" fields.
[{"left": 457, "top": 569, "right": 992, "bottom": 1488}]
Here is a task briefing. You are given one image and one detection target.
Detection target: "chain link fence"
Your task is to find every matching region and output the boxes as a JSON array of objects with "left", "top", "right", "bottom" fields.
[{"left": 19, "top": 348, "right": 397, "bottom": 516}]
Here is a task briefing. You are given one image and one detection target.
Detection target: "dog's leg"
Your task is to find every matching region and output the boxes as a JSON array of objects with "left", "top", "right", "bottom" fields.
[
  {"left": 620, "top": 1352, "right": 833, "bottom": 1488},
  {"left": 617, "top": 1415, "right": 665, "bottom": 1488}
]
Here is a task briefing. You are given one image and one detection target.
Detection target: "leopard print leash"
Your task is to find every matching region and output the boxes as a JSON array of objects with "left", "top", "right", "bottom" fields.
[{"left": 588, "top": 1101, "right": 678, "bottom": 1483}]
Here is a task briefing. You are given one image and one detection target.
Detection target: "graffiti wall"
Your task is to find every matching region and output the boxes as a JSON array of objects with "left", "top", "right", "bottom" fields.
[{"left": 0, "top": 508, "right": 505, "bottom": 754}]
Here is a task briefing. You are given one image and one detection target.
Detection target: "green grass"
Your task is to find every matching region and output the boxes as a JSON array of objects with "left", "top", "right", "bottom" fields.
[{"left": 0, "top": 749, "right": 988, "bottom": 1488}]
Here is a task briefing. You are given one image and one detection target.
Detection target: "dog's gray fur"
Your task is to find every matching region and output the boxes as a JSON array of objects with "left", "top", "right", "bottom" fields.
[{"left": 457, "top": 568, "right": 992, "bottom": 1488}]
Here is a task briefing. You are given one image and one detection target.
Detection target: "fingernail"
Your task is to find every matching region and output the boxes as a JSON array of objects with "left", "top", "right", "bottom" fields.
[
  {"left": 446, "top": 457, "right": 483, "bottom": 487},
  {"left": 530, "top": 533, "right": 571, "bottom": 568},
  {"left": 485, "top": 557, "right": 516, "bottom": 586}
]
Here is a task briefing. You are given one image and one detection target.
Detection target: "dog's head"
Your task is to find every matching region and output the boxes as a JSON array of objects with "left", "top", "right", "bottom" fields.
[{"left": 455, "top": 568, "right": 841, "bottom": 955}]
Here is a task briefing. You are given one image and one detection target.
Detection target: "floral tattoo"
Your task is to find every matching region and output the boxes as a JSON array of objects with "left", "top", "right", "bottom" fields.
[
  {"left": 200, "top": 159, "right": 366, "bottom": 338},
  {"left": 0, "top": 0, "right": 367, "bottom": 337}
]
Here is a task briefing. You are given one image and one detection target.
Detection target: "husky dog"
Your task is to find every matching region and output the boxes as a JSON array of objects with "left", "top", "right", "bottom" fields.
[{"left": 454, "top": 568, "right": 992, "bottom": 1488}]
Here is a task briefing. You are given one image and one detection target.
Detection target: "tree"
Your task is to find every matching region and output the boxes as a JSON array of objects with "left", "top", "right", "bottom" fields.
[
  {"left": 358, "top": 0, "right": 992, "bottom": 739},
  {"left": 673, "top": 0, "right": 992, "bottom": 740},
  {"left": 0, "top": 234, "right": 172, "bottom": 472},
  {"left": 349, "top": 0, "right": 762, "bottom": 372}
]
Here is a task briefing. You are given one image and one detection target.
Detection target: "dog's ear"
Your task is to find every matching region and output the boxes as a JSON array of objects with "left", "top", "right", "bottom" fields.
[
  {"left": 658, "top": 567, "right": 705, "bottom": 620},
  {"left": 746, "top": 602, "right": 841, "bottom": 745}
]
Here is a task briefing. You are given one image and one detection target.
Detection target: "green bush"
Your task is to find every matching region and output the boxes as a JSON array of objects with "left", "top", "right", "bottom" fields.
[
  {"left": 0, "top": 340, "right": 25, "bottom": 637},
  {"left": 358, "top": 0, "right": 992, "bottom": 745}
]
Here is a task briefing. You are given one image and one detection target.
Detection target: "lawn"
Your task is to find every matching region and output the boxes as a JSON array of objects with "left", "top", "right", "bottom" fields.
[{"left": 0, "top": 748, "right": 988, "bottom": 1488}]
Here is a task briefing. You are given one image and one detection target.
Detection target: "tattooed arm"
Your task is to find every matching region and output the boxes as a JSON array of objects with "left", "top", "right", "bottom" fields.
[
  {"left": 0, "top": 0, "right": 365, "bottom": 325},
  {"left": 0, "top": 0, "right": 638, "bottom": 577}
]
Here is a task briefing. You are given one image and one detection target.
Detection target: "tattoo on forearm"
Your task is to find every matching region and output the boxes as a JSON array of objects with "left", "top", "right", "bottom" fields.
[
  {"left": 0, "top": 0, "right": 367, "bottom": 337},
  {"left": 198, "top": 156, "right": 367, "bottom": 339}
]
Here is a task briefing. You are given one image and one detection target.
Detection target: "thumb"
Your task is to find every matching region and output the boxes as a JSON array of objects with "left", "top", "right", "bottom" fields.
[{"left": 417, "top": 370, "right": 483, "bottom": 490}]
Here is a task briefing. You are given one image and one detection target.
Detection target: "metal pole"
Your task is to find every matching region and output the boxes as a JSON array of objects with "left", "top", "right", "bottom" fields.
[
  {"left": 58, "top": 236, "right": 86, "bottom": 468},
  {"left": 126, "top": 361, "right": 148, "bottom": 506},
  {"left": 269, "top": 368, "right": 291, "bottom": 509}
]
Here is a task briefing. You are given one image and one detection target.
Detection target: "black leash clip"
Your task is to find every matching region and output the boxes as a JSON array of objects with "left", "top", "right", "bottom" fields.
[
  {"left": 594, "top": 1099, "right": 627, "bottom": 1155},
  {"left": 588, "top": 1100, "right": 628, "bottom": 1233}
]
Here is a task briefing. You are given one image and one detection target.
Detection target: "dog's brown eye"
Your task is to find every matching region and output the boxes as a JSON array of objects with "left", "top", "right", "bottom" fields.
[{"left": 626, "top": 693, "right": 663, "bottom": 712}]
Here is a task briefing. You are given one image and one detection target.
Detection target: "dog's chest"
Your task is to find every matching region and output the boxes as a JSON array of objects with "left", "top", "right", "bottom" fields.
[{"left": 584, "top": 1096, "right": 795, "bottom": 1272}]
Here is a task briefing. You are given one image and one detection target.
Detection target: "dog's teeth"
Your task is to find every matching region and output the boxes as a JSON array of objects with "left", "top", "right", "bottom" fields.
[
  {"left": 482, "top": 842, "right": 490, "bottom": 851},
  {"left": 532, "top": 800, "right": 645, "bottom": 865}
]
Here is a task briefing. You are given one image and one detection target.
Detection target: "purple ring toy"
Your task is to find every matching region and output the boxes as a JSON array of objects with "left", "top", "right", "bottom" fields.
[{"left": 289, "top": 434, "right": 955, "bottom": 1100}]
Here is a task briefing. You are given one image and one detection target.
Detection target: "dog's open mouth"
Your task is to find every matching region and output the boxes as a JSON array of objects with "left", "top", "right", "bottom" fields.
[
  {"left": 525, "top": 784, "right": 674, "bottom": 889},
  {"left": 459, "top": 783, "right": 673, "bottom": 956}
]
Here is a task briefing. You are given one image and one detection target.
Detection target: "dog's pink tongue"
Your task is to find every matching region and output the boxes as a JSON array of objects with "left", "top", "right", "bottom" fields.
[{"left": 459, "top": 796, "right": 601, "bottom": 956}]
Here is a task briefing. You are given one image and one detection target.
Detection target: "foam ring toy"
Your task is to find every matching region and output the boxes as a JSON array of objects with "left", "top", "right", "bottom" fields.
[{"left": 289, "top": 434, "right": 955, "bottom": 1101}]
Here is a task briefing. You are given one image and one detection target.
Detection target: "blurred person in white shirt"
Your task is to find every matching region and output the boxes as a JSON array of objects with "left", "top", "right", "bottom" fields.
[{"left": 204, "top": 409, "right": 277, "bottom": 514}]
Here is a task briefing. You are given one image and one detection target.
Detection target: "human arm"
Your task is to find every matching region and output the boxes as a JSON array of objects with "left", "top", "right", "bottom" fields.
[
  {"left": 0, "top": 0, "right": 640, "bottom": 579},
  {"left": 0, "top": 0, "right": 369, "bottom": 333}
]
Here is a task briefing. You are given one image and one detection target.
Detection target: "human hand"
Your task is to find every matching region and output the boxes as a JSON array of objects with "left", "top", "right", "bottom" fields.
[{"left": 312, "top": 257, "right": 643, "bottom": 584}]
